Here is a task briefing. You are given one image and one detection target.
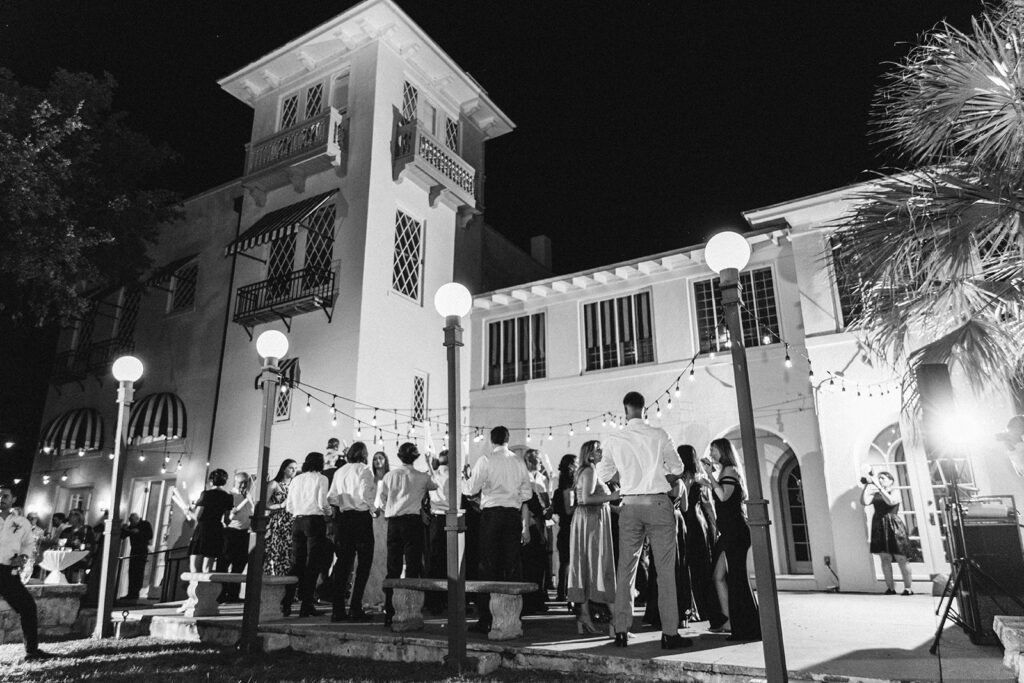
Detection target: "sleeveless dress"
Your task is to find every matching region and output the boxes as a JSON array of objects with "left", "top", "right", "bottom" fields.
[
  {"left": 188, "top": 488, "right": 233, "bottom": 557},
  {"left": 566, "top": 466, "right": 616, "bottom": 605},
  {"left": 869, "top": 494, "right": 911, "bottom": 556},
  {"left": 684, "top": 481, "right": 727, "bottom": 627},
  {"left": 361, "top": 480, "right": 388, "bottom": 610},
  {"left": 263, "top": 480, "right": 294, "bottom": 576},
  {"left": 713, "top": 474, "right": 761, "bottom": 640}
]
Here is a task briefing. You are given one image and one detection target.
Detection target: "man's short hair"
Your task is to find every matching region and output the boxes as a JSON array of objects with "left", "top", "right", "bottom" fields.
[
  {"left": 327, "top": 438, "right": 340, "bottom": 449},
  {"left": 397, "top": 442, "right": 420, "bottom": 465},
  {"left": 490, "top": 426, "right": 510, "bottom": 445},
  {"left": 437, "top": 449, "right": 449, "bottom": 467},
  {"left": 623, "top": 391, "right": 645, "bottom": 410},
  {"left": 302, "top": 451, "right": 325, "bottom": 472}
]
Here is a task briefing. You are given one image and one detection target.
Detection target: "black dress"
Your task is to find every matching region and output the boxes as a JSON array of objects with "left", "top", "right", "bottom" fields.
[
  {"left": 713, "top": 474, "right": 761, "bottom": 641},
  {"left": 684, "top": 481, "right": 727, "bottom": 628},
  {"left": 869, "top": 494, "right": 912, "bottom": 557},
  {"left": 188, "top": 488, "right": 233, "bottom": 558}
]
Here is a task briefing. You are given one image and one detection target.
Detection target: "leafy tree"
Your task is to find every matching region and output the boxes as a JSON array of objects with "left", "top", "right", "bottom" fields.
[
  {"left": 0, "top": 69, "right": 180, "bottom": 327},
  {"left": 834, "top": 3, "right": 1024, "bottom": 400}
]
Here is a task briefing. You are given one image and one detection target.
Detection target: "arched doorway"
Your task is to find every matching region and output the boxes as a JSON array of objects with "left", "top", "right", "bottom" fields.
[{"left": 777, "top": 454, "right": 812, "bottom": 574}]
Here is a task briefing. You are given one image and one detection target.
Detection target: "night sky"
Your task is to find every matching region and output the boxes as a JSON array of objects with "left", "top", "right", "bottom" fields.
[{"left": 0, "top": 1, "right": 986, "bottom": 483}]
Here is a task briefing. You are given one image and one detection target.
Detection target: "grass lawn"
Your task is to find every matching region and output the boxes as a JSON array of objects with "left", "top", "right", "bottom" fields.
[{"left": 0, "top": 637, "right": 608, "bottom": 682}]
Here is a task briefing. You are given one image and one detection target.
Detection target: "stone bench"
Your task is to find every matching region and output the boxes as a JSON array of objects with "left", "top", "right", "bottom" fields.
[
  {"left": 995, "top": 615, "right": 1024, "bottom": 681},
  {"left": 383, "top": 578, "right": 537, "bottom": 640},
  {"left": 0, "top": 583, "right": 86, "bottom": 644},
  {"left": 180, "top": 573, "right": 297, "bottom": 621}
]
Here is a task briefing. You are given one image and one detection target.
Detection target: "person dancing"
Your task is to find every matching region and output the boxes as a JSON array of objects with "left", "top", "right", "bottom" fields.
[
  {"left": 678, "top": 445, "right": 726, "bottom": 629},
  {"left": 698, "top": 438, "right": 760, "bottom": 641},
  {"left": 861, "top": 470, "right": 914, "bottom": 595},
  {"left": 566, "top": 441, "right": 618, "bottom": 634}
]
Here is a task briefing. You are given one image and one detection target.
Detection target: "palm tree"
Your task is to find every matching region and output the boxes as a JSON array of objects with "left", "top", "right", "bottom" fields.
[{"left": 834, "top": 2, "right": 1024, "bottom": 402}]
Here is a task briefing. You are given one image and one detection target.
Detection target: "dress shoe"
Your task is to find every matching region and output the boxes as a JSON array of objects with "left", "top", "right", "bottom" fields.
[
  {"left": 298, "top": 604, "right": 322, "bottom": 617},
  {"left": 613, "top": 632, "right": 628, "bottom": 648},
  {"left": 24, "top": 649, "right": 53, "bottom": 661},
  {"left": 661, "top": 633, "right": 693, "bottom": 650}
]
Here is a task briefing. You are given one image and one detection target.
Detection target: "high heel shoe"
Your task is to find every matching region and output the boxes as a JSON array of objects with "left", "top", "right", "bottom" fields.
[{"left": 576, "top": 615, "right": 601, "bottom": 635}]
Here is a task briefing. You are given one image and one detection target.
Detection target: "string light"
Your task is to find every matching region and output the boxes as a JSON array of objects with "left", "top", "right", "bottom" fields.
[
  {"left": 569, "top": 424, "right": 575, "bottom": 437},
  {"left": 61, "top": 471, "right": 68, "bottom": 482},
  {"left": 526, "top": 431, "right": 532, "bottom": 443},
  {"left": 667, "top": 396, "right": 673, "bottom": 410},
  {"left": 762, "top": 333, "right": 772, "bottom": 345},
  {"left": 138, "top": 454, "right": 145, "bottom": 462},
  {"left": 372, "top": 409, "right": 378, "bottom": 427},
  {"left": 674, "top": 381, "right": 681, "bottom": 397},
  {"left": 305, "top": 396, "right": 311, "bottom": 413},
  {"left": 585, "top": 420, "right": 591, "bottom": 432},
  {"left": 689, "top": 367, "right": 695, "bottom": 381},
  {"left": 280, "top": 383, "right": 288, "bottom": 395},
  {"left": 784, "top": 344, "right": 792, "bottom": 369},
  {"left": 78, "top": 448, "right": 85, "bottom": 457},
  {"left": 356, "top": 421, "right": 363, "bottom": 438},
  {"left": 547, "top": 427, "right": 553, "bottom": 441},
  {"left": 655, "top": 402, "right": 662, "bottom": 418},
  {"left": 601, "top": 415, "right": 607, "bottom": 428}
]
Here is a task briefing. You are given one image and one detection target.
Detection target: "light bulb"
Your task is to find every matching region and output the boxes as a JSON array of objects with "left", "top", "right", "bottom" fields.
[
  {"left": 305, "top": 397, "right": 311, "bottom": 413},
  {"left": 785, "top": 353, "right": 792, "bottom": 369},
  {"left": 255, "top": 330, "right": 289, "bottom": 360},
  {"left": 331, "top": 415, "right": 337, "bottom": 427},
  {"left": 601, "top": 416, "right": 607, "bottom": 427},
  {"left": 705, "top": 231, "right": 751, "bottom": 273},
  {"left": 139, "top": 455, "right": 145, "bottom": 462},
  {"left": 547, "top": 428, "right": 553, "bottom": 441},
  {"left": 280, "top": 384, "right": 288, "bottom": 394},
  {"left": 372, "top": 410, "right": 378, "bottom": 427},
  {"left": 433, "top": 282, "right": 472, "bottom": 318},
  {"left": 356, "top": 422, "right": 363, "bottom": 438},
  {"left": 569, "top": 425, "right": 575, "bottom": 437},
  {"left": 526, "top": 432, "right": 532, "bottom": 443},
  {"left": 674, "top": 382, "right": 680, "bottom": 397},
  {"left": 762, "top": 333, "right": 772, "bottom": 345},
  {"left": 585, "top": 420, "right": 591, "bottom": 432},
  {"left": 78, "top": 449, "right": 84, "bottom": 457},
  {"left": 108, "top": 453, "right": 114, "bottom": 460},
  {"left": 656, "top": 402, "right": 662, "bottom": 418},
  {"left": 112, "top": 355, "right": 144, "bottom": 382},
  {"left": 689, "top": 367, "right": 695, "bottom": 381},
  {"left": 667, "top": 397, "right": 673, "bottom": 410}
]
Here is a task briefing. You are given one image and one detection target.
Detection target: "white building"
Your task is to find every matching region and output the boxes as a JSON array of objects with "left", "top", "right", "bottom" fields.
[
  {"left": 26, "top": 0, "right": 547, "bottom": 597},
  {"left": 466, "top": 184, "right": 1024, "bottom": 593}
]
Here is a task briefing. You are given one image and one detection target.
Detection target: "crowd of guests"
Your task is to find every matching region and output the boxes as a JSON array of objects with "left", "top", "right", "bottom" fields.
[{"left": 178, "top": 391, "right": 762, "bottom": 648}]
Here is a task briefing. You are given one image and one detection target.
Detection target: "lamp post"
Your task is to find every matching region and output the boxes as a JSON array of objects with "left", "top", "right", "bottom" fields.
[
  {"left": 237, "top": 329, "right": 289, "bottom": 653},
  {"left": 94, "top": 355, "right": 144, "bottom": 638},
  {"left": 433, "top": 282, "right": 472, "bottom": 674},
  {"left": 705, "top": 231, "right": 788, "bottom": 682}
]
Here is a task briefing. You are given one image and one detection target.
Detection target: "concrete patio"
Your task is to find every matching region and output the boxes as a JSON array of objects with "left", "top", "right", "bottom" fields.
[{"left": 112, "top": 591, "right": 1013, "bottom": 682}]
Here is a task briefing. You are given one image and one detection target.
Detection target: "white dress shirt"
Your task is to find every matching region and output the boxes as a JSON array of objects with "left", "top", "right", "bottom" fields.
[
  {"left": 378, "top": 464, "right": 437, "bottom": 518},
  {"left": 227, "top": 492, "right": 254, "bottom": 530},
  {"left": 429, "top": 466, "right": 450, "bottom": 514},
  {"left": 464, "top": 446, "right": 533, "bottom": 510},
  {"left": 0, "top": 512, "right": 36, "bottom": 566},
  {"left": 596, "top": 418, "right": 683, "bottom": 495},
  {"left": 285, "top": 471, "right": 331, "bottom": 516},
  {"left": 328, "top": 462, "right": 376, "bottom": 512}
]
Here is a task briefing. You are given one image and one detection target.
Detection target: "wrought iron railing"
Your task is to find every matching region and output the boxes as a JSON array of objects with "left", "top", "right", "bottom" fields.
[
  {"left": 245, "top": 108, "right": 349, "bottom": 176},
  {"left": 394, "top": 119, "right": 477, "bottom": 203},
  {"left": 85, "top": 338, "right": 135, "bottom": 375},
  {"left": 52, "top": 338, "right": 135, "bottom": 384},
  {"left": 234, "top": 265, "right": 336, "bottom": 321}
]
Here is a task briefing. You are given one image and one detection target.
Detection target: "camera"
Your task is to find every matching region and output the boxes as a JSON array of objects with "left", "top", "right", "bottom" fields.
[{"left": 860, "top": 466, "right": 876, "bottom": 486}]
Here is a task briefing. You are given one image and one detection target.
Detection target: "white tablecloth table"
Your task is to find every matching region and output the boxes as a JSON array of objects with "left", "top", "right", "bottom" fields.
[{"left": 39, "top": 549, "right": 89, "bottom": 584}]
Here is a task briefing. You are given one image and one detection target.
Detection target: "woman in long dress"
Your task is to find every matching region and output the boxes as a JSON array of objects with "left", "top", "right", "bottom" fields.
[
  {"left": 566, "top": 440, "right": 619, "bottom": 634},
  {"left": 553, "top": 453, "right": 576, "bottom": 604},
  {"left": 361, "top": 451, "right": 390, "bottom": 612},
  {"left": 263, "top": 459, "right": 297, "bottom": 613},
  {"left": 679, "top": 445, "right": 727, "bottom": 629},
  {"left": 861, "top": 470, "right": 913, "bottom": 594},
  {"left": 698, "top": 438, "right": 761, "bottom": 641}
]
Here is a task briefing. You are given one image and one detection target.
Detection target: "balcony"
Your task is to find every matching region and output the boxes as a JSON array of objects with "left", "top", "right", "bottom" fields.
[
  {"left": 243, "top": 108, "right": 349, "bottom": 200},
  {"left": 51, "top": 338, "right": 135, "bottom": 386},
  {"left": 233, "top": 264, "right": 338, "bottom": 334},
  {"left": 393, "top": 118, "right": 478, "bottom": 210}
]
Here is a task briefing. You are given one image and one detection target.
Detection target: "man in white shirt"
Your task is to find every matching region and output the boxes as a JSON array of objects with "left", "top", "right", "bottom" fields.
[
  {"left": 596, "top": 391, "right": 691, "bottom": 650},
  {"left": 424, "top": 450, "right": 450, "bottom": 614},
  {"left": 0, "top": 488, "right": 50, "bottom": 660},
  {"left": 285, "top": 452, "right": 332, "bottom": 617},
  {"left": 327, "top": 442, "right": 376, "bottom": 622},
  {"left": 463, "top": 426, "right": 533, "bottom": 633}
]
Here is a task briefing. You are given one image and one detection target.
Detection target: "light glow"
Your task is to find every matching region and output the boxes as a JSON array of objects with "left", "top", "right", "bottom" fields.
[
  {"left": 255, "top": 330, "right": 289, "bottom": 360},
  {"left": 705, "top": 231, "right": 751, "bottom": 273},
  {"left": 112, "top": 355, "right": 144, "bottom": 383},
  {"left": 433, "top": 282, "right": 473, "bottom": 318}
]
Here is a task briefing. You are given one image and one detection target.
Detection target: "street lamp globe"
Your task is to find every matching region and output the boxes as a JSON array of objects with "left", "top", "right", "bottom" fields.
[
  {"left": 112, "top": 355, "right": 144, "bottom": 383},
  {"left": 256, "top": 330, "right": 289, "bottom": 360},
  {"left": 433, "top": 282, "right": 472, "bottom": 318},
  {"left": 705, "top": 231, "right": 751, "bottom": 274}
]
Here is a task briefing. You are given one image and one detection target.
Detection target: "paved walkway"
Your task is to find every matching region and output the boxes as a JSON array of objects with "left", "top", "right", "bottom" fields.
[{"left": 133, "top": 591, "right": 1011, "bottom": 682}]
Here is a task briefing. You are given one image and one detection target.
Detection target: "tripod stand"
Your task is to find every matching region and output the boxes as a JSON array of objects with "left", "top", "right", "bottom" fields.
[{"left": 930, "top": 468, "right": 1024, "bottom": 653}]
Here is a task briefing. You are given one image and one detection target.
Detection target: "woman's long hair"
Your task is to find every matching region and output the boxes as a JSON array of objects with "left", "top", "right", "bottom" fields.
[
  {"left": 271, "top": 458, "right": 296, "bottom": 483},
  {"left": 557, "top": 453, "right": 576, "bottom": 492},
  {"left": 710, "top": 438, "right": 740, "bottom": 469},
  {"left": 372, "top": 451, "right": 390, "bottom": 480},
  {"left": 678, "top": 444, "right": 699, "bottom": 476},
  {"left": 577, "top": 440, "right": 601, "bottom": 476}
]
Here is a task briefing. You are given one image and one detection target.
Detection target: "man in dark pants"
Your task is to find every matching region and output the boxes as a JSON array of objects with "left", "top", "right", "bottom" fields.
[
  {"left": 284, "top": 452, "right": 332, "bottom": 617},
  {"left": 318, "top": 440, "right": 344, "bottom": 605},
  {"left": 462, "top": 427, "right": 532, "bottom": 633},
  {"left": 327, "top": 443, "right": 376, "bottom": 621},
  {"left": 0, "top": 488, "right": 49, "bottom": 660},
  {"left": 120, "top": 512, "right": 153, "bottom": 600}
]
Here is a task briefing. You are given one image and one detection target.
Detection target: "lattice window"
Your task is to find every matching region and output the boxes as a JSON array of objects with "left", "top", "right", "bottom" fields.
[
  {"left": 487, "top": 314, "right": 546, "bottom": 385},
  {"left": 303, "top": 206, "right": 335, "bottom": 274},
  {"left": 412, "top": 374, "right": 427, "bottom": 424},
  {"left": 583, "top": 293, "right": 654, "bottom": 371},
  {"left": 274, "top": 359, "right": 299, "bottom": 422},
  {"left": 268, "top": 234, "right": 296, "bottom": 301},
  {"left": 281, "top": 94, "right": 298, "bottom": 129},
  {"left": 305, "top": 83, "right": 324, "bottom": 119},
  {"left": 445, "top": 117, "right": 459, "bottom": 152},
  {"left": 694, "top": 267, "right": 779, "bottom": 354},
  {"left": 391, "top": 210, "right": 423, "bottom": 302},
  {"left": 169, "top": 262, "right": 198, "bottom": 313},
  {"left": 116, "top": 286, "right": 142, "bottom": 343},
  {"left": 401, "top": 81, "right": 418, "bottom": 123},
  {"left": 829, "top": 236, "right": 865, "bottom": 329}
]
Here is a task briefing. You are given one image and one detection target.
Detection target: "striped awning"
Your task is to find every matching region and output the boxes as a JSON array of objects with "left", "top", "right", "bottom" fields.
[
  {"left": 254, "top": 358, "right": 299, "bottom": 390},
  {"left": 224, "top": 190, "right": 337, "bottom": 257},
  {"left": 128, "top": 392, "right": 188, "bottom": 441},
  {"left": 40, "top": 408, "right": 104, "bottom": 453}
]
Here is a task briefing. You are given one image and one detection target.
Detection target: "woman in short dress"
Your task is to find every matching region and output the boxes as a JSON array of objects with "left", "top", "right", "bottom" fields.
[
  {"left": 698, "top": 438, "right": 761, "bottom": 641},
  {"left": 361, "top": 451, "right": 390, "bottom": 612},
  {"left": 188, "top": 469, "right": 233, "bottom": 572},
  {"left": 263, "top": 459, "right": 297, "bottom": 576},
  {"left": 861, "top": 469, "right": 914, "bottom": 595},
  {"left": 567, "top": 440, "right": 619, "bottom": 634}
]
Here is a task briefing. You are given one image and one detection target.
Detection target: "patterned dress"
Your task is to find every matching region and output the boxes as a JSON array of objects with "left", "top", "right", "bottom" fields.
[{"left": 263, "top": 480, "right": 293, "bottom": 576}]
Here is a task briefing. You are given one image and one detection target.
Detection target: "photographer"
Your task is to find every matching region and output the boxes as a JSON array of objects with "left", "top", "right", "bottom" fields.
[
  {"left": 0, "top": 487, "right": 50, "bottom": 660},
  {"left": 860, "top": 469, "right": 914, "bottom": 595}
]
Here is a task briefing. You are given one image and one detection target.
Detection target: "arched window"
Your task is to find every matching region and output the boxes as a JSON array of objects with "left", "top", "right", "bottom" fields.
[{"left": 777, "top": 453, "right": 812, "bottom": 574}]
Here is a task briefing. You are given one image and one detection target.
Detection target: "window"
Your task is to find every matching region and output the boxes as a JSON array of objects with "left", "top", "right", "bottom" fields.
[
  {"left": 274, "top": 358, "right": 300, "bottom": 422},
  {"left": 401, "top": 81, "right": 418, "bottom": 123},
  {"left": 583, "top": 293, "right": 653, "bottom": 371},
  {"left": 116, "top": 286, "right": 142, "bottom": 343},
  {"left": 412, "top": 374, "right": 427, "bottom": 423},
  {"left": 444, "top": 117, "right": 460, "bottom": 152},
  {"left": 487, "top": 314, "right": 546, "bottom": 385},
  {"left": 280, "top": 94, "right": 299, "bottom": 129},
  {"left": 693, "top": 267, "right": 778, "bottom": 354},
  {"left": 267, "top": 234, "right": 296, "bottom": 300},
  {"left": 302, "top": 205, "right": 336, "bottom": 285},
  {"left": 169, "top": 261, "right": 198, "bottom": 313},
  {"left": 332, "top": 74, "right": 350, "bottom": 113},
  {"left": 391, "top": 210, "right": 424, "bottom": 302},
  {"left": 829, "top": 236, "right": 865, "bottom": 329},
  {"left": 305, "top": 83, "right": 324, "bottom": 119}
]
